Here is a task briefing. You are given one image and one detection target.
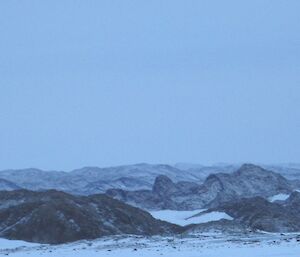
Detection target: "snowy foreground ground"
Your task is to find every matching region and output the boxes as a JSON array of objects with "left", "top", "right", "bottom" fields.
[{"left": 1, "top": 233, "right": 300, "bottom": 257}]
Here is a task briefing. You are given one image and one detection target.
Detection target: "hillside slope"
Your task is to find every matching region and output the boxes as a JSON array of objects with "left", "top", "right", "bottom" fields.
[{"left": 0, "top": 190, "right": 181, "bottom": 244}]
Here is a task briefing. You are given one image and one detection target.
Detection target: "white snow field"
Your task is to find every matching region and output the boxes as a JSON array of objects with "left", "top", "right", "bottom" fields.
[
  {"left": 150, "top": 209, "right": 233, "bottom": 226},
  {"left": 268, "top": 193, "right": 290, "bottom": 202},
  {"left": 1, "top": 233, "right": 300, "bottom": 257}
]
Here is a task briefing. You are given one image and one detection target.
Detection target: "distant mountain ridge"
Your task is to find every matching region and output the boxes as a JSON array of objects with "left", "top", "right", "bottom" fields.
[
  {"left": 0, "top": 163, "right": 300, "bottom": 196},
  {"left": 0, "top": 164, "right": 204, "bottom": 194}
]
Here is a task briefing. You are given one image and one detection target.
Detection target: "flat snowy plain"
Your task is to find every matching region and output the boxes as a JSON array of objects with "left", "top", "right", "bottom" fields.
[{"left": 1, "top": 233, "right": 300, "bottom": 257}]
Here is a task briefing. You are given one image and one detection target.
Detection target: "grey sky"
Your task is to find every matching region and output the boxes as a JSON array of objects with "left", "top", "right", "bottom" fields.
[{"left": 0, "top": 0, "right": 299, "bottom": 170}]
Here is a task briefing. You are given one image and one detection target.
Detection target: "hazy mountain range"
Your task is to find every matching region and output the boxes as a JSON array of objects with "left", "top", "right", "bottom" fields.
[{"left": 0, "top": 163, "right": 299, "bottom": 194}]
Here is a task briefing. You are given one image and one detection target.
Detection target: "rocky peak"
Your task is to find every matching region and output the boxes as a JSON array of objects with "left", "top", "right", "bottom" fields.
[
  {"left": 236, "top": 163, "right": 265, "bottom": 175},
  {"left": 152, "top": 175, "right": 177, "bottom": 195}
]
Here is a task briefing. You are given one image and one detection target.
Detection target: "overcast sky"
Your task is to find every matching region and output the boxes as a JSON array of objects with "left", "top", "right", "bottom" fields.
[{"left": 0, "top": 0, "right": 299, "bottom": 170}]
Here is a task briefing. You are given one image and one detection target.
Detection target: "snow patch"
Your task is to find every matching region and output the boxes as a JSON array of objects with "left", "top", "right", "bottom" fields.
[
  {"left": 150, "top": 209, "right": 206, "bottom": 226},
  {"left": 268, "top": 193, "right": 290, "bottom": 202},
  {"left": 150, "top": 209, "right": 233, "bottom": 226}
]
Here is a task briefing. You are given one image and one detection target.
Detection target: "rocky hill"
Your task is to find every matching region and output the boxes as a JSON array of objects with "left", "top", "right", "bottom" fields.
[
  {"left": 0, "top": 190, "right": 181, "bottom": 244},
  {"left": 190, "top": 191, "right": 300, "bottom": 233},
  {"left": 107, "top": 164, "right": 298, "bottom": 210}
]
